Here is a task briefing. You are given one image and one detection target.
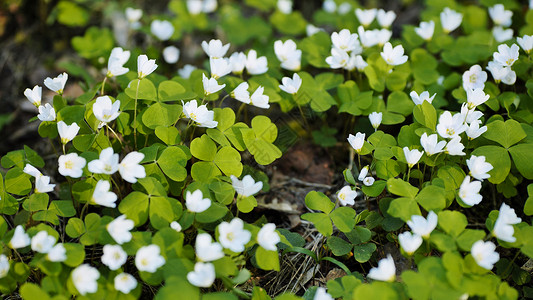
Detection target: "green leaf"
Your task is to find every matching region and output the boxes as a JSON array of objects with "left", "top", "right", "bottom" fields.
[
  {"left": 483, "top": 120, "right": 526, "bottom": 149},
  {"left": 155, "top": 126, "right": 180, "bottom": 145},
  {"left": 415, "top": 185, "right": 446, "bottom": 212},
  {"left": 23, "top": 193, "right": 49, "bottom": 212},
  {"left": 63, "top": 243, "right": 85, "bottom": 267},
  {"left": 270, "top": 11, "right": 306, "bottom": 35},
  {"left": 508, "top": 143, "right": 533, "bottom": 179},
  {"left": 438, "top": 210, "right": 467, "bottom": 237},
  {"left": 236, "top": 195, "right": 257, "bottom": 213},
  {"left": 413, "top": 101, "right": 437, "bottom": 130},
  {"left": 136, "top": 177, "right": 167, "bottom": 196},
  {"left": 255, "top": 246, "right": 280, "bottom": 271},
  {"left": 525, "top": 184, "right": 533, "bottom": 216},
  {"left": 5, "top": 168, "right": 32, "bottom": 195},
  {"left": 191, "top": 161, "right": 221, "bottom": 182},
  {"left": 191, "top": 134, "right": 217, "bottom": 161},
  {"left": 20, "top": 283, "right": 50, "bottom": 300},
  {"left": 353, "top": 243, "right": 377, "bottom": 263},
  {"left": 402, "top": 270, "right": 432, "bottom": 300},
  {"left": 65, "top": 218, "right": 85, "bottom": 238},
  {"left": 157, "top": 146, "right": 188, "bottom": 182},
  {"left": 118, "top": 191, "right": 150, "bottom": 225},
  {"left": 345, "top": 227, "right": 372, "bottom": 244},
  {"left": 71, "top": 27, "right": 113, "bottom": 59},
  {"left": 430, "top": 232, "right": 457, "bottom": 252},
  {"left": 24, "top": 145, "right": 45, "bottom": 168},
  {"left": 214, "top": 147, "right": 242, "bottom": 176},
  {"left": 158, "top": 81, "right": 186, "bottom": 102},
  {"left": 330, "top": 207, "right": 356, "bottom": 232},
  {"left": 353, "top": 281, "right": 396, "bottom": 298},
  {"left": 305, "top": 191, "right": 334, "bottom": 214},
  {"left": 471, "top": 146, "right": 510, "bottom": 184},
  {"left": 301, "top": 213, "right": 332, "bottom": 236},
  {"left": 375, "top": 160, "right": 401, "bottom": 179},
  {"left": 142, "top": 103, "right": 182, "bottom": 129},
  {"left": 196, "top": 201, "right": 229, "bottom": 222},
  {"left": 456, "top": 229, "right": 486, "bottom": 251},
  {"left": 387, "top": 178, "right": 419, "bottom": 198},
  {"left": 362, "top": 180, "right": 387, "bottom": 197},
  {"left": 150, "top": 196, "right": 179, "bottom": 229},
  {"left": 327, "top": 236, "right": 352, "bottom": 256},
  {"left": 387, "top": 197, "right": 421, "bottom": 221},
  {"left": 125, "top": 79, "right": 157, "bottom": 101}
]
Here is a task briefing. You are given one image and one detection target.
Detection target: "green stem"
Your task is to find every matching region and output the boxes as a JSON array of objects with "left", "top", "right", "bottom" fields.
[
  {"left": 101, "top": 76, "right": 107, "bottom": 95},
  {"left": 79, "top": 201, "right": 90, "bottom": 220},
  {"left": 106, "top": 124, "right": 123, "bottom": 147},
  {"left": 134, "top": 79, "right": 141, "bottom": 149}
]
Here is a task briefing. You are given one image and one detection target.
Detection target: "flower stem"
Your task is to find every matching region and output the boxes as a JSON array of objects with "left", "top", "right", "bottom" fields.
[
  {"left": 101, "top": 77, "right": 107, "bottom": 95},
  {"left": 106, "top": 124, "right": 123, "bottom": 147},
  {"left": 134, "top": 79, "right": 140, "bottom": 149}
]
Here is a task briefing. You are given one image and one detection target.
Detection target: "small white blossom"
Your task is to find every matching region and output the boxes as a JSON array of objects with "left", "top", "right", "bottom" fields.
[
  {"left": 322, "top": 0, "right": 336, "bottom": 13},
  {"left": 471, "top": 240, "right": 499, "bottom": 270},
  {"left": 57, "top": 121, "right": 80, "bottom": 144},
  {"left": 488, "top": 4, "right": 512, "bottom": 27},
  {"left": 375, "top": 29, "right": 392, "bottom": 46},
  {"left": 380, "top": 42, "right": 408, "bottom": 66},
  {"left": 231, "top": 175, "right": 263, "bottom": 197},
  {"left": 314, "top": 287, "right": 334, "bottom": 300},
  {"left": 201, "top": 39, "right": 230, "bottom": 59},
  {"left": 415, "top": 20, "right": 435, "bottom": 41},
  {"left": 463, "top": 65, "right": 487, "bottom": 90},
  {"left": 331, "top": 29, "right": 359, "bottom": 52},
  {"left": 163, "top": 46, "right": 180, "bottom": 64},
  {"left": 107, "top": 215, "right": 135, "bottom": 245},
  {"left": 137, "top": 54, "right": 158, "bottom": 79},
  {"left": 279, "top": 73, "right": 302, "bottom": 95},
  {"left": 337, "top": 2, "right": 351, "bottom": 15},
  {"left": 493, "top": 44, "right": 520, "bottom": 67},
  {"left": 363, "top": 177, "right": 375, "bottom": 186},
  {"left": 348, "top": 132, "right": 365, "bottom": 153},
  {"left": 493, "top": 203, "right": 522, "bottom": 243},
  {"left": 24, "top": 85, "right": 42, "bottom": 106},
  {"left": 195, "top": 233, "right": 224, "bottom": 262},
  {"left": 358, "top": 166, "right": 369, "bottom": 181},
  {"left": 229, "top": 52, "right": 247, "bottom": 74},
  {"left": 102, "top": 244, "right": 127, "bottom": 270},
  {"left": 72, "top": 264, "right": 100, "bottom": 295},
  {"left": 403, "top": 147, "right": 423, "bottom": 168},
  {"left": 377, "top": 9, "right": 396, "bottom": 28},
  {"left": 47, "top": 243, "right": 67, "bottom": 262},
  {"left": 250, "top": 86, "right": 270, "bottom": 109},
  {"left": 187, "top": 262, "right": 216, "bottom": 287},
  {"left": 355, "top": 8, "right": 377, "bottom": 27},
  {"left": 232, "top": 82, "right": 250, "bottom": 104},
  {"left": 492, "top": 26, "right": 513, "bottom": 43},
  {"left": 35, "top": 175, "right": 55, "bottom": 194},
  {"left": 465, "top": 121, "right": 487, "bottom": 140},
  {"left": 88, "top": 147, "right": 119, "bottom": 175},
  {"left": 337, "top": 185, "right": 357, "bottom": 206},
  {"left": 107, "top": 47, "right": 130, "bottom": 77},
  {"left": 466, "top": 155, "right": 493, "bottom": 181},
  {"left": 358, "top": 26, "right": 379, "bottom": 48},
  {"left": 246, "top": 50, "right": 268, "bottom": 75},
  {"left": 91, "top": 180, "right": 117, "bottom": 208},
  {"left": 277, "top": 0, "right": 292, "bottom": 14},
  {"left": 436, "top": 111, "right": 468, "bottom": 139},
  {"left": 9, "top": 225, "right": 31, "bottom": 249},
  {"left": 407, "top": 211, "right": 438, "bottom": 239},
  {"left": 182, "top": 99, "right": 218, "bottom": 128},
  {"left": 114, "top": 273, "right": 137, "bottom": 294},
  {"left": 420, "top": 133, "right": 446, "bottom": 156},
  {"left": 350, "top": 54, "right": 368, "bottom": 71},
  {"left": 398, "top": 232, "right": 423, "bottom": 255},
  {"left": 326, "top": 47, "right": 350, "bottom": 69},
  {"left": 445, "top": 136, "right": 466, "bottom": 156},
  {"left": 31, "top": 231, "right": 56, "bottom": 253},
  {"left": 440, "top": 7, "right": 462, "bottom": 33},
  {"left": 93, "top": 96, "right": 121, "bottom": 128},
  {"left": 187, "top": 0, "right": 203, "bottom": 15},
  {"left": 209, "top": 57, "right": 232, "bottom": 79},
  {"left": 368, "top": 254, "right": 396, "bottom": 282},
  {"left": 274, "top": 39, "right": 301, "bottom": 71},
  {"left": 58, "top": 153, "right": 86, "bottom": 178},
  {"left": 517, "top": 35, "right": 533, "bottom": 53},
  {"left": 466, "top": 88, "right": 489, "bottom": 109},
  {"left": 203, "top": 0, "right": 217, "bottom": 13},
  {"left": 458, "top": 176, "right": 482, "bottom": 206},
  {"left": 170, "top": 221, "right": 182, "bottom": 232},
  {"left": 218, "top": 218, "right": 251, "bottom": 253},
  {"left": 257, "top": 223, "right": 280, "bottom": 251},
  {"left": 118, "top": 152, "right": 146, "bottom": 183},
  {"left": 306, "top": 24, "right": 322, "bottom": 36},
  {"left": 0, "top": 255, "right": 9, "bottom": 278},
  {"left": 186, "top": 189, "right": 212, "bottom": 213},
  {"left": 202, "top": 73, "right": 226, "bottom": 95},
  {"left": 135, "top": 244, "right": 165, "bottom": 273},
  {"left": 410, "top": 90, "right": 436, "bottom": 106},
  {"left": 125, "top": 8, "right": 142, "bottom": 28},
  {"left": 37, "top": 103, "right": 56, "bottom": 122},
  {"left": 44, "top": 72, "right": 68, "bottom": 94},
  {"left": 369, "top": 112, "right": 382, "bottom": 130},
  {"left": 178, "top": 64, "right": 197, "bottom": 79},
  {"left": 150, "top": 20, "right": 174, "bottom": 41}
]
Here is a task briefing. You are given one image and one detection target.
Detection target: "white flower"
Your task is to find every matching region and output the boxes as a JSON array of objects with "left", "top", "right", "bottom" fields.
[
  {"left": 462, "top": 65, "right": 487, "bottom": 90},
  {"left": 91, "top": 180, "right": 117, "bottom": 208},
  {"left": 23, "top": 164, "right": 41, "bottom": 177},
  {"left": 466, "top": 155, "right": 493, "bottom": 181},
  {"left": 9, "top": 225, "right": 31, "bottom": 249},
  {"left": 218, "top": 218, "right": 252, "bottom": 252},
  {"left": 348, "top": 132, "right": 365, "bottom": 153},
  {"left": 0, "top": 255, "right": 9, "bottom": 278},
  {"left": 178, "top": 64, "right": 197, "bottom": 79},
  {"left": 232, "top": 82, "right": 251, "bottom": 104},
  {"left": 279, "top": 73, "right": 302, "bottom": 95},
  {"left": 306, "top": 24, "right": 322, "bottom": 36},
  {"left": 37, "top": 103, "right": 56, "bottom": 122},
  {"left": 492, "top": 26, "right": 513, "bottom": 43},
  {"left": 72, "top": 264, "right": 100, "bottom": 295},
  {"left": 170, "top": 221, "right": 182, "bottom": 232},
  {"left": 410, "top": 91, "right": 435, "bottom": 106},
  {"left": 88, "top": 147, "right": 119, "bottom": 175},
  {"left": 231, "top": 175, "right": 263, "bottom": 197},
  {"left": 407, "top": 211, "right": 438, "bottom": 239},
  {"left": 35, "top": 176, "right": 55, "bottom": 194},
  {"left": 114, "top": 273, "right": 137, "bottom": 294},
  {"left": 107, "top": 215, "right": 135, "bottom": 245},
  {"left": 461, "top": 103, "right": 484, "bottom": 124},
  {"left": 493, "top": 203, "right": 521, "bottom": 243},
  {"left": 203, "top": 73, "right": 225, "bottom": 95},
  {"left": 229, "top": 52, "right": 247, "bottom": 74},
  {"left": 337, "top": 2, "right": 351, "bottom": 15},
  {"left": 375, "top": 29, "right": 392, "bottom": 46},
  {"left": 331, "top": 29, "right": 359, "bottom": 52},
  {"left": 135, "top": 244, "right": 165, "bottom": 273},
  {"left": 257, "top": 223, "right": 280, "bottom": 251},
  {"left": 326, "top": 47, "right": 350, "bottom": 69},
  {"left": 31, "top": 231, "right": 56, "bottom": 253},
  {"left": 415, "top": 20, "right": 435, "bottom": 41},
  {"left": 420, "top": 133, "right": 446, "bottom": 156},
  {"left": 274, "top": 39, "right": 301, "bottom": 71},
  {"left": 358, "top": 26, "right": 379, "bottom": 48},
  {"left": 445, "top": 136, "right": 466, "bottom": 156},
  {"left": 355, "top": 8, "right": 377, "bottom": 27},
  {"left": 350, "top": 54, "right": 368, "bottom": 71},
  {"left": 380, "top": 42, "right": 408, "bottom": 66},
  {"left": 471, "top": 240, "right": 499, "bottom": 270},
  {"left": 57, "top": 121, "right": 80, "bottom": 144},
  {"left": 500, "top": 69, "right": 516, "bottom": 85},
  {"left": 150, "top": 20, "right": 174, "bottom": 41},
  {"left": 137, "top": 54, "right": 158, "bottom": 79},
  {"left": 489, "top": 4, "right": 512, "bottom": 27},
  {"left": 314, "top": 287, "right": 334, "bottom": 300},
  {"left": 363, "top": 177, "right": 375, "bottom": 186},
  {"left": 58, "top": 153, "right": 86, "bottom": 178},
  {"left": 119, "top": 152, "right": 146, "bottom": 183},
  {"left": 186, "top": 190, "right": 212, "bottom": 213},
  {"left": 195, "top": 233, "right": 224, "bottom": 262},
  {"left": 369, "top": 112, "right": 382, "bottom": 130},
  {"left": 517, "top": 35, "right": 533, "bottom": 53},
  {"left": 458, "top": 176, "right": 482, "bottom": 206},
  {"left": 163, "top": 46, "right": 180, "bottom": 64},
  {"left": 93, "top": 96, "right": 121, "bottom": 128},
  {"left": 209, "top": 57, "right": 232, "bottom": 79},
  {"left": 187, "top": 262, "right": 216, "bottom": 287},
  {"left": 107, "top": 47, "right": 130, "bottom": 77},
  {"left": 202, "top": 0, "right": 217, "bottom": 13},
  {"left": 44, "top": 72, "right": 68, "bottom": 94},
  {"left": 47, "top": 243, "right": 67, "bottom": 262},
  {"left": 337, "top": 185, "right": 357, "bottom": 206},
  {"left": 493, "top": 44, "right": 520, "bottom": 67},
  {"left": 187, "top": 0, "right": 203, "bottom": 15},
  {"left": 125, "top": 7, "right": 142, "bottom": 24},
  {"left": 245, "top": 50, "right": 268, "bottom": 75},
  {"left": 102, "top": 244, "right": 127, "bottom": 270},
  {"left": 377, "top": 9, "right": 396, "bottom": 28},
  {"left": 250, "top": 86, "right": 270, "bottom": 109},
  {"left": 368, "top": 254, "right": 396, "bottom": 282},
  {"left": 403, "top": 147, "right": 423, "bottom": 168},
  {"left": 277, "top": 0, "right": 292, "bottom": 14},
  {"left": 322, "top": 0, "right": 336, "bottom": 13},
  {"left": 487, "top": 61, "right": 512, "bottom": 84},
  {"left": 202, "top": 39, "right": 230, "bottom": 59},
  {"left": 182, "top": 99, "right": 218, "bottom": 128},
  {"left": 436, "top": 111, "right": 468, "bottom": 139},
  {"left": 440, "top": 7, "right": 462, "bottom": 33},
  {"left": 465, "top": 121, "right": 487, "bottom": 140},
  {"left": 24, "top": 85, "right": 42, "bottom": 106},
  {"left": 358, "top": 166, "right": 369, "bottom": 181},
  {"left": 466, "top": 88, "right": 489, "bottom": 110},
  {"left": 398, "top": 232, "right": 423, "bottom": 255}
]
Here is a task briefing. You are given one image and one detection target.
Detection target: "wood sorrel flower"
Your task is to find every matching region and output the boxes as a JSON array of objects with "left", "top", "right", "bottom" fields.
[{"left": 368, "top": 254, "right": 396, "bottom": 282}]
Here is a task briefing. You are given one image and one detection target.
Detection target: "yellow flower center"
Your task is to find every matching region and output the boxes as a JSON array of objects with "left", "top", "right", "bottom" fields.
[
  {"left": 227, "top": 232, "right": 235, "bottom": 241},
  {"left": 469, "top": 74, "right": 477, "bottom": 83},
  {"left": 64, "top": 160, "right": 73, "bottom": 169}
]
